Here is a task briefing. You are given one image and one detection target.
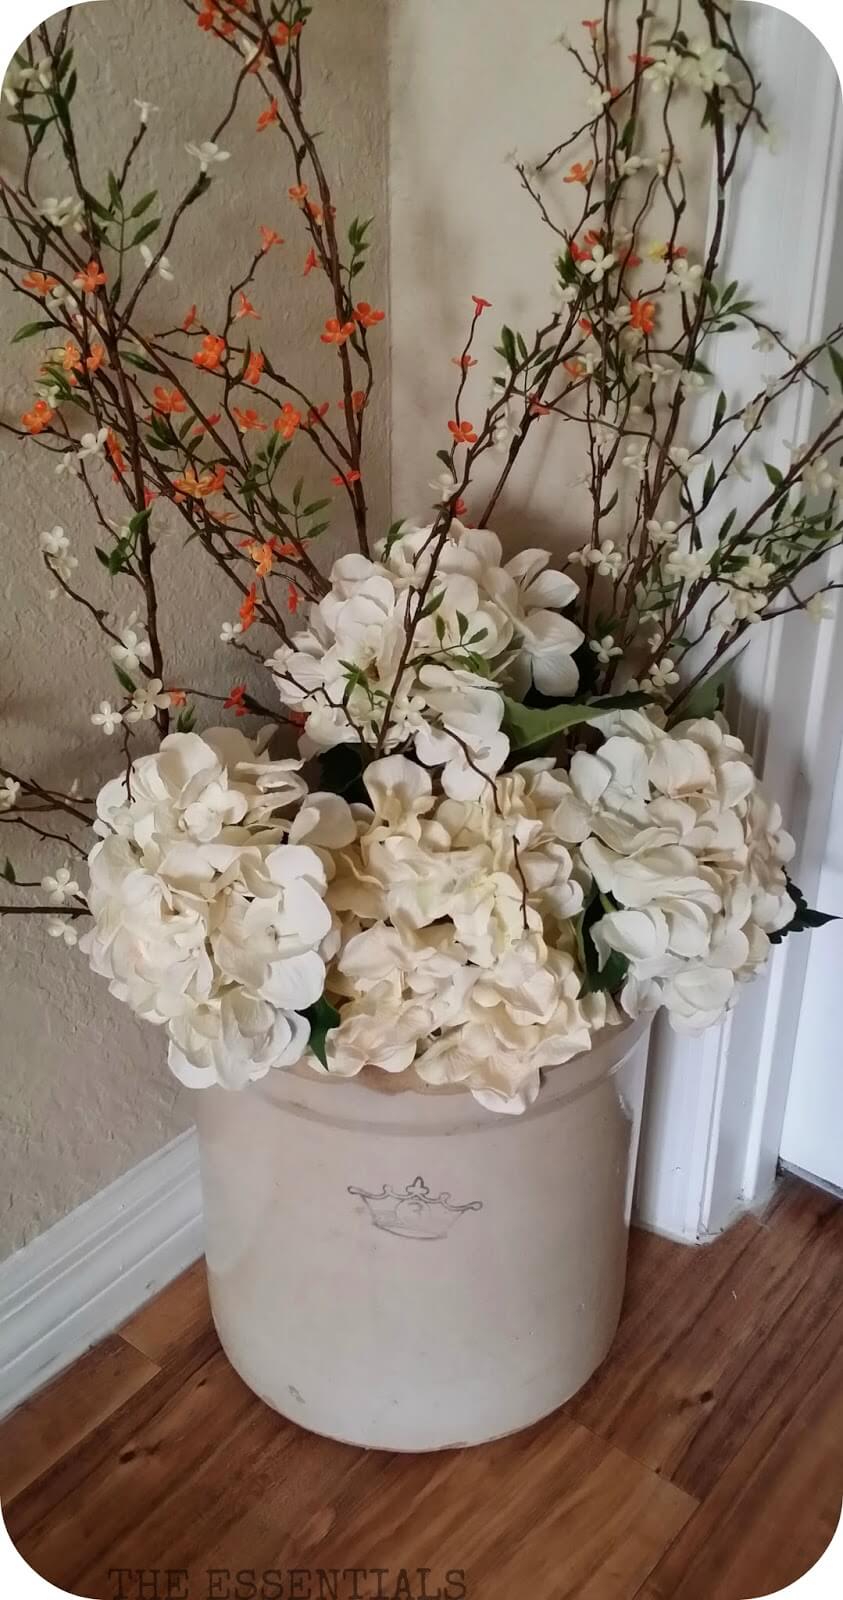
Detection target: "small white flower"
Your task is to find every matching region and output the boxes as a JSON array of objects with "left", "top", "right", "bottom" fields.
[
  {"left": 39, "top": 195, "right": 84, "bottom": 232},
  {"left": 35, "top": 58, "right": 53, "bottom": 89},
  {"left": 579, "top": 244, "right": 616, "bottom": 284},
  {"left": 185, "top": 141, "right": 231, "bottom": 173},
  {"left": 125, "top": 678, "right": 170, "bottom": 723},
  {"left": 41, "top": 865, "right": 81, "bottom": 906},
  {"left": 220, "top": 621, "right": 244, "bottom": 644},
  {"left": 645, "top": 656, "right": 680, "bottom": 691},
  {"left": 753, "top": 328, "right": 777, "bottom": 355},
  {"left": 666, "top": 259, "right": 704, "bottom": 296},
  {"left": 586, "top": 86, "right": 613, "bottom": 114},
  {"left": 54, "top": 451, "right": 82, "bottom": 479},
  {"left": 735, "top": 553, "right": 776, "bottom": 589},
  {"left": 91, "top": 700, "right": 124, "bottom": 736},
  {"left": 3, "top": 62, "right": 33, "bottom": 107},
  {"left": 139, "top": 244, "right": 174, "bottom": 282},
  {"left": 133, "top": 98, "right": 159, "bottom": 125},
  {"left": 553, "top": 281, "right": 579, "bottom": 307},
  {"left": 665, "top": 548, "right": 711, "bottom": 583},
  {"left": 669, "top": 446, "right": 692, "bottom": 477},
  {"left": 622, "top": 439, "right": 649, "bottom": 478},
  {"left": 798, "top": 454, "right": 836, "bottom": 496},
  {"left": 429, "top": 468, "right": 461, "bottom": 500},
  {"left": 679, "top": 41, "right": 731, "bottom": 94},
  {"left": 680, "top": 369, "right": 709, "bottom": 395},
  {"left": 34, "top": 380, "right": 62, "bottom": 408},
  {"left": 238, "top": 36, "right": 269, "bottom": 70},
  {"left": 725, "top": 586, "right": 767, "bottom": 622},
  {"left": 589, "top": 634, "right": 623, "bottom": 665},
  {"left": 51, "top": 551, "right": 79, "bottom": 583},
  {"left": 39, "top": 525, "right": 70, "bottom": 558},
  {"left": 616, "top": 154, "right": 650, "bottom": 178},
  {"left": 111, "top": 624, "right": 152, "bottom": 674},
  {"left": 645, "top": 50, "right": 682, "bottom": 93},
  {"left": 742, "top": 399, "right": 763, "bottom": 433},
  {"left": 646, "top": 519, "right": 679, "bottom": 548},
  {"left": 48, "top": 917, "right": 79, "bottom": 946},
  {"left": 592, "top": 540, "right": 624, "bottom": 579},
  {"left": 77, "top": 427, "right": 110, "bottom": 462},
  {"left": 0, "top": 777, "right": 21, "bottom": 812},
  {"left": 806, "top": 592, "right": 833, "bottom": 622}
]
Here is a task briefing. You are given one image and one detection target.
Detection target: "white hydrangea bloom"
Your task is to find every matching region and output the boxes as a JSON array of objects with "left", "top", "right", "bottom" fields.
[
  {"left": 81, "top": 730, "right": 337, "bottom": 1090},
  {"left": 311, "top": 755, "right": 595, "bottom": 1110},
  {"left": 267, "top": 523, "right": 583, "bottom": 794},
  {"left": 562, "top": 711, "right": 795, "bottom": 1034}
]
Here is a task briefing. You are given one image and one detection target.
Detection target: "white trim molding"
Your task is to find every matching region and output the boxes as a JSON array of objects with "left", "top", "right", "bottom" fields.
[
  {"left": 635, "top": 2, "right": 843, "bottom": 1242},
  {"left": 0, "top": 1130, "right": 202, "bottom": 1420}
]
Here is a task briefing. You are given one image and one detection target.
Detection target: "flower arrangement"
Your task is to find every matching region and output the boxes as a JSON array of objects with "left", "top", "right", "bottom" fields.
[{"left": 0, "top": 0, "right": 837, "bottom": 1113}]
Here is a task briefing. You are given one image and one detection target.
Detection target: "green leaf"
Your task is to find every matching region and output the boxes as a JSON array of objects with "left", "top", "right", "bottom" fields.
[
  {"left": 2, "top": 859, "right": 16, "bottom": 883},
  {"left": 769, "top": 878, "right": 838, "bottom": 945},
  {"left": 829, "top": 345, "right": 843, "bottom": 392},
  {"left": 128, "top": 508, "right": 152, "bottom": 536},
  {"left": 714, "top": 391, "right": 727, "bottom": 429},
  {"left": 764, "top": 462, "right": 784, "bottom": 487},
  {"left": 671, "top": 654, "right": 740, "bottom": 723},
  {"left": 11, "top": 320, "right": 54, "bottom": 343},
  {"left": 303, "top": 995, "right": 341, "bottom": 1068},
  {"left": 176, "top": 706, "right": 197, "bottom": 734},
  {"left": 84, "top": 189, "right": 114, "bottom": 221},
  {"left": 119, "top": 349, "right": 159, "bottom": 373},
  {"left": 503, "top": 692, "right": 652, "bottom": 759},
  {"left": 129, "top": 190, "right": 158, "bottom": 219},
  {"left": 717, "top": 508, "right": 738, "bottom": 542},
  {"left": 108, "top": 546, "right": 129, "bottom": 576},
  {"left": 383, "top": 519, "right": 406, "bottom": 557},
  {"left": 132, "top": 218, "right": 161, "bottom": 248},
  {"left": 579, "top": 892, "right": 629, "bottom": 997},
  {"left": 499, "top": 325, "right": 518, "bottom": 371},
  {"left": 107, "top": 170, "right": 123, "bottom": 209},
  {"left": 113, "top": 664, "right": 136, "bottom": 693},
  {"left": 419, "top": 588, "right": 445, "bottom": 619},
  {"left": 316, "top": 743, "right": 367, "bottom": 803}
]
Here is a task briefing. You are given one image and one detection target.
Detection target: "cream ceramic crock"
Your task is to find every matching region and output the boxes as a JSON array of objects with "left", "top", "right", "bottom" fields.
[{"left": 193, "top": 1015, "right": 651, "bottom": 1451}]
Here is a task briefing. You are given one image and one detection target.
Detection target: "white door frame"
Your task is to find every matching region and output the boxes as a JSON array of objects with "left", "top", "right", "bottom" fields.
[{"left": 635, "top": 0, "right": 843, "bottom": 1242}]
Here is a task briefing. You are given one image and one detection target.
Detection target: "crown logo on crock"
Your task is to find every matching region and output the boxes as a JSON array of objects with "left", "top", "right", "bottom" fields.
[{"left": 347, "top": 1176, "right": 484, "bottom": 1240}]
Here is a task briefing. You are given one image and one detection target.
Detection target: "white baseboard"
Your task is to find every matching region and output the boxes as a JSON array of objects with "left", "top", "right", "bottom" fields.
[{"left": 0, "top": 1129, "right": 203, "bottom": 1421}]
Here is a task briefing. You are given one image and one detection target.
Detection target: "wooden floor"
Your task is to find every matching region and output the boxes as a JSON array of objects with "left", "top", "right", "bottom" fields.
[{"left": 1, "top": 1174, "right": 841, "bottom": 1600}]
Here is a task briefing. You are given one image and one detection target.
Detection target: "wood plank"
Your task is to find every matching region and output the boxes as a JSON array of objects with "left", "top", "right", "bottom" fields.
[
  {"left": 566, "top": 1177, "right": 843, "bottom": 1492},
  {"left": 634, "top": 1302, "right": 843, "bottom": 1600},
  {"left": 118, "top": 1259, "right": 213, "bottom": 1367},
  {"left": 0, "top": 1335, "right": 160, "bottom": 1505},
  {"left": 8, "top": 1347, "right": 361, "bottom": 1598},
  {"left": 60, "top": 1409, "right": 695, "bottom": 1600},
  {"left": 278, "top": 1416, "right": 697, "bottom": 1600},
  {"left": 4, "top": 1321, "right": 221, "bottom": 1545}
]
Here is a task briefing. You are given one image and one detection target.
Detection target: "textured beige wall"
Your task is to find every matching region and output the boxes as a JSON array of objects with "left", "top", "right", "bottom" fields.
[
  {"left": 388, "top": 0, "right": 711, "bottom": 552},
  {"left": 0, "top": 0, "right": 389, "bottom": 1255}
]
